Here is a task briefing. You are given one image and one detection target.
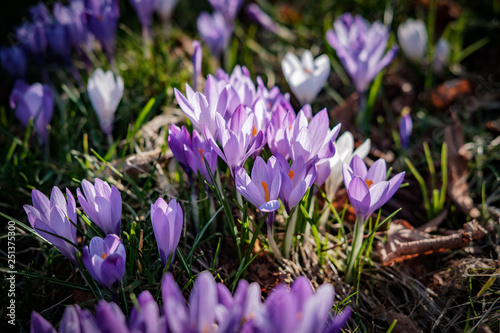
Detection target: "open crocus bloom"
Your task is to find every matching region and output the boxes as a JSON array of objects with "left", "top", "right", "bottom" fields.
[
  {"left": 397, "top": 18, "right": 428, "bottom": 63},
  {"left": 281, "top": 50, "right": 330, "bottom": 105},
  {"left": 343, "top": 155, "right": 405, "bottom": 220}
]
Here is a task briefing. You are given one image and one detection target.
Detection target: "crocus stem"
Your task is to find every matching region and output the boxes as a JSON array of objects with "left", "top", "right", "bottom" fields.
[
  {"left": 267, "top": 224, "right": 282, "bottom": 259},
  {"left": 191, "top": 186, "right": 199, "bottom": 231},
  {"left": 283, "top": 209, "right": 298, "bottom": 258},
  {"left": 107, "top": 133, "right": 114, "bottom": 147},
  {"left": 236, "top": 191, "right": 244, "bottom": 221},
  {"left": 356, "top": 92, "right": 369, "bottom": 133},
  {"left": 142, "top": 25, "right": 152, "bottom": 59},
  {"left": 345, "top": 215, "right": 366, "bottom": 283}
]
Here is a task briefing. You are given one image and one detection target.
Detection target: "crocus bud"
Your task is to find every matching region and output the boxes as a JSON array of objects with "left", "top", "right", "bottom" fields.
[
  {"left": 197, "top": 11, "right": 233, "bottom": 58},
  {"left": 23, "top": 187, "right": 78, "bottom": 264},
  {"left": 31, "top": 312, "right": 56, "bottom": 333},
  {"left": 82, "top": 234, "right": 126, "bottom": 291},
  {"left": 129, "top": 0, "right": 158, "bottom": 28},
  {"left": 192, "top": 40, "right": 202, "bottom": 91},
  {"left": 281, "top": 50, "right": 330, "bottom": 105},
  {"left": 84, "top": 0, "right": 120, "bottom": 62},
  {"left": 9, "top": 80, "right": 54, "bottom": 144},
  {"left": 155, "top": 0, "right": 179, "bottom": 24},
  {"left": 432, "top": 38, "right": 450, "bottom": 74},
  {"left": 246, "top": 4, "right": 277, "bottom": 32},
  {"left": 0, "top": 46, "right": 27, "bottom": 78},
  {"left": 151, "top": 197, "right": 183, "bottom": 267},
  {"left": 77, "top": 178, "right": 122, "bottom": 235},
  {"left": 399, "top": 108, "right": 412, "bottom": 149},
  {"left": 87, "top": 68, "right": 124, "bottom": 135},
  {"left": 397, "top": 18, "right": 428, "bottom": 63},
  {"left": 95, "top": 300, "right": 130, "bottom": 332}
]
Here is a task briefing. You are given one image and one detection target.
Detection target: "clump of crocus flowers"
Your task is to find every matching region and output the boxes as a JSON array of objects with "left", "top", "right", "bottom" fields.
[{"left": 30, "top": 271, "right": 351, "bottom": 333}]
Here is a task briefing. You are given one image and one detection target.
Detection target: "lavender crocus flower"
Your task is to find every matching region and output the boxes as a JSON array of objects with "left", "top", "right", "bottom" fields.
[
  {"left": 24, "top": 187, "right": 78, "bottom": 263},
  {"left": 10, "top": 80, "right": 54, "bottom": 144},
  {"left": 266, "top": 105, "right": 296, "bottom": 160},
  {"left": 87, "top": 68, "right": 124, "bottom": 136},
  {"left": 84, "top": 0, "right": 120, "bottom": 62},
  {"left": 77, "top": 178, "right": 122, "bottom": 235},
  {"left": 0, "top": 46, "right": 27, "bottom": 78},
  {"left": 432, "top": 38, "right": 450, "bottom": 74},
  {"left": 58, "top": 304, "right": 101, "bottom": 332},
  {"left": 205, "top": 105, "right": 264, "bottom": 177},
  {"left": 168, "top": 124, "right": 193, "bottom": 177},
  {"left": 129, "top": 291, "right": 161, "bottom": 333},
  {"left": 197, "top": 11, "right": 233, "bottom": 58},
  {"left": 15, "top": 23, "right": 47, "bottom": 65},
  {"left": 397, "top": 18, "right": 427, "bottom": 63},
  {"left": 192, "top": 40, "right": 202, "bottom": 91},
  {"left": 31, "top": 312, "right": 56, "bottom": 333},
  {"left": 45, "top": 22, "right": 72, "bottom": 64},
  {"left": 155, "top": 0, "right": 179, "bottom": 24},
  {"left": 29, "top": 3, "right": 51, "bottom": 27},
  {"left": 326, "top": 13, "right": 398, "bottom": 95},
  {"left": 54, "top": 1, "right": 91, "bottom": 51},
  {"left": 235, "top": 156, "right": 282, "bottom": 220},
  {"left": 264, "top": 277, "right": 352, "bottom": 333},
  {"left": 184, "top": 130, "right": 218, "bottom": 184},
  {"left": 399, "top": 109, "right": 412, "bottom": 149},
  {"left": 150, "top": 197, "right": 183, "bottom": 267},
  {"left": 82, "top": 234, "right": 126, "bottom": 291},
  {"left": 246, "top": 4, "right": 278, "bottom": 32},
  {"left": 281, "top": 50, "right": 331, "bottom": 105},
  {"left": 95, "top": 300, "right": 130, "bottom": 332},
  {"left": 208, "top": 0, "right": 243, "bottom": 23},
  {"left": 129, "top": 0, "right": 158, "bottom": 29},
  {"left": 343, "top": 155, "right": 405, "bottom": 220}
]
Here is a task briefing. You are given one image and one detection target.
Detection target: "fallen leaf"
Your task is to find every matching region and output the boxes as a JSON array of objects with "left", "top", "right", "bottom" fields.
[
  {"left": 431, "top": 79, "right": 473, "bottom": 109},
  {"left": 445, "top": 113, "right": 481, "bottom": 218}
]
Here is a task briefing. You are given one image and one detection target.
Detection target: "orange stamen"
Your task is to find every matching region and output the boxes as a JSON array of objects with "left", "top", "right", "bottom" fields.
[
  {"left": 101, "top": 252, "right": 108, "bottom": 259},
  {"left": 198, "top": 148, "right": 204, "bottom": 164},
  {"left": 288, "top": 170, "right": 295, "bottom": 181},
  {"left": 252, "top": 126, "right": 258, "bottom": 137},
  {"left": 261, "top": 181, "right": 270, "bottom": 202},
  {"left": 365, "top": 179, "right": 373, "bottom": 188}
]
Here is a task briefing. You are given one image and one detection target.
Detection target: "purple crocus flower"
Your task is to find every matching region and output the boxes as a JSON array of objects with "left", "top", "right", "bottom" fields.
[
  {"left": 45, "top": 22, "right": 72, "bottom": 64},
  {"left": 24, "top": 187, "right": 78, "bottom": 263},
  {"left": 192, "top": 40, "right": 202, "bottom": 91},
  {"left": 150, "top": 197, "right": 183, "bottom": 267},
  {"left": 343, "top": 155, "right": 405, "bottom": 220},
  {"left": 0, "top": 46, "right": 27, "bottom": 78},
  {"left": 285, "top": 108, "right": 341, "bottom": 168},
  {"left": 54, "top": 1, "right": 92, "bottom": 51},
  {"left": 76, "top": 178, "right": 122, "bottom": 236},
  {"left": 82, "top": 234, "right": 126, "bottom": 291},
  {"left": 95, "top": 300, "right": 129, "bottom": 332},
  {"left": 29, "top": 3, "right": 51, "bottom": 27},
  {"left": 174, "top": 76, "right": 229, "bottom": 140},
  {"left": 15, "top": 22, "right": 47, "bottom": 65},
  {"left": 168, "top": 124, "right": 193, "bottom": 177},
  {"left": 277, "top": 155, "right": 317, "bottom": 213},
  {"left": 162, "top": 271, "right": 217, "bottom": 332},
  {"left": 58, "top": 304, "right": 101, "bottom": 332},
  {"left": 326, "top": 13, "right": 398, "bottom": 95},
  {"left": 246, "top": 4, "right": 278, "bottom": 32},
  {"left": 266, "top": 105, "right": 295, "bottom": 160},
  {"left": 184, "top": 130, "right": 218, "bottom": 184},
  {"left": 155, "top": 0, "right": 179, "bottom": 24},
  {"left": 10, "top": 80, "right": 54, "bottom": 144},
  {"left": 84, "top": 0, "right": 120, "bottom": 63},
  {"left": 235, "top": 156, "right": 282, "bottom": 221},
  {"left": 197, "top": 11, "right": 233, "bottom": 58},
  {"left": 208, "top": 0, "right": 243, "bottom": 23},
  {"left": 399, "top": 110, "right": 412, "bottom": 149},
  {"left": 264, "top": 277, "right": 351, "bottom": 333},
  {"left": 31, "top": 312, "right": 56, "bottom": 333},
  {"left": 129, "top": 291, "right": 161, "bottom": 333},
  {"left": 205, "top": 105, "right": 264, "bottom": 177},
  {"left": 129, "top": 0, "right": 158, "bottom": 29}
]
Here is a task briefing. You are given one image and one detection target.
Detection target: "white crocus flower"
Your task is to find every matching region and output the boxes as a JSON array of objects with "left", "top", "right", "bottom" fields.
[
  {"left": 397, "top": 18, "right": 428, "bottom": 63},
  {"left": 281, "top": 50, "right": 330, "bottom": 105},
  {"left": 320, "top": 131, "right": 370, "bottom": 226},
  {"left": 431, "top": 39, "right": 450, "bottom": 74},
  {"left": 87, "top": 68, "right": 124, "bottom": 135}
]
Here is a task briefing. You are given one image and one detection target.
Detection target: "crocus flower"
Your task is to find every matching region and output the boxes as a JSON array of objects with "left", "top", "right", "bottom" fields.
[
  {"left": 54, "top": 1, "right": 91, "bottom": 51},
  {"left": 0, "top": 46, "right": 27, "bottom": 78},
  {"left": 432, "top": 38, "right": 450, "bottom": 74},
  {"left": 184, "top": 130, "right": 218, "bottom": 184},
  {"left": 343, "top": 155, "right": 405, "bottom": 220},
  {"left": 45, "top": 22, "right": 72, "bottom": 64},
  {"left": 84, "top": 0, "right": 120, "bottom": 62},
  {"left": 82, "top": 234, "right": 126, "bottom": 291},
  {"left": 321, "top": 131, "right": 371, "bottom": 201},
  {"left": 397, "top": 18, "right": 427, "bottom": 63},
  {"left": 10, "top": 80, "right": 54, "bottom": 144},
  {"left": 192, "top": 40, "right": 202, "bottom": 91},
  {"left": 87, "top": 68, "right": 124, "bottom": 135},
  {"left": 31, "top": 312, "right": 56, "bottom": 333},
  {"left": 24, "top": 187, "right": 78, "bottom": 263},
  {"left": 129, "top": 291, "right": 161, "bottom": 333},
  {"left": 77, "top": 178, "right": 122, "bottom": 235},
  {"left": 130, "top": 0, "right": 158, "bottom": 29},
  {"left": 168, "top": 124, "right": 193, "bottom": 177},
  {"left": 266, "top": 105, "right": 296, "bottom": 160},
  {"left": 208, "top": 0, "right": 243, "bottom": 23},
  {"left": 326, "top": 13, "right": 398, "bottom": 95},
  {"left": 58, "top": 305, "right": 101, "bottom": 332},
  {"left": 197, "top": 11, "right": 233, "bottom": 58},
  {"left": 15, "top": 23, "right": 47, "bottom": 64},
  {"left": 246, "top": 4, "right": 278, "bottom": 32},
  {"left": 29, "top": 3, "right": 51, "bottom": 26},
  {"left": 235, "top": 156, "right": 282, "bottom": 220},
  {"left": 285, "top": 108, "right": 340, "bottom": 168},
  {"left": 264, "top": 276, "right": 352, "bottom": 333},
  {"left": 399, "top": 109, "right": 412, "bottom": 149},
  {"left": 205, "top": 105, "right": 264, "bottom": 177},
  {"left": 281, "top": 50, "right": 331, "bottom": 105},
  {"left": 162, "top": 271, "right": 217, "bottom": 333},
  {"left": 95, "top": 300, "right": 130, "bottom": 332},
  {"left": 277, "top": 156, "right": 317, "bottom": 213},
  {"left": 155, "top": 0, "right": 179, "bottom": 24},
  {"left": 150, "top": 197, "right": 183, "bottom": 267}
]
